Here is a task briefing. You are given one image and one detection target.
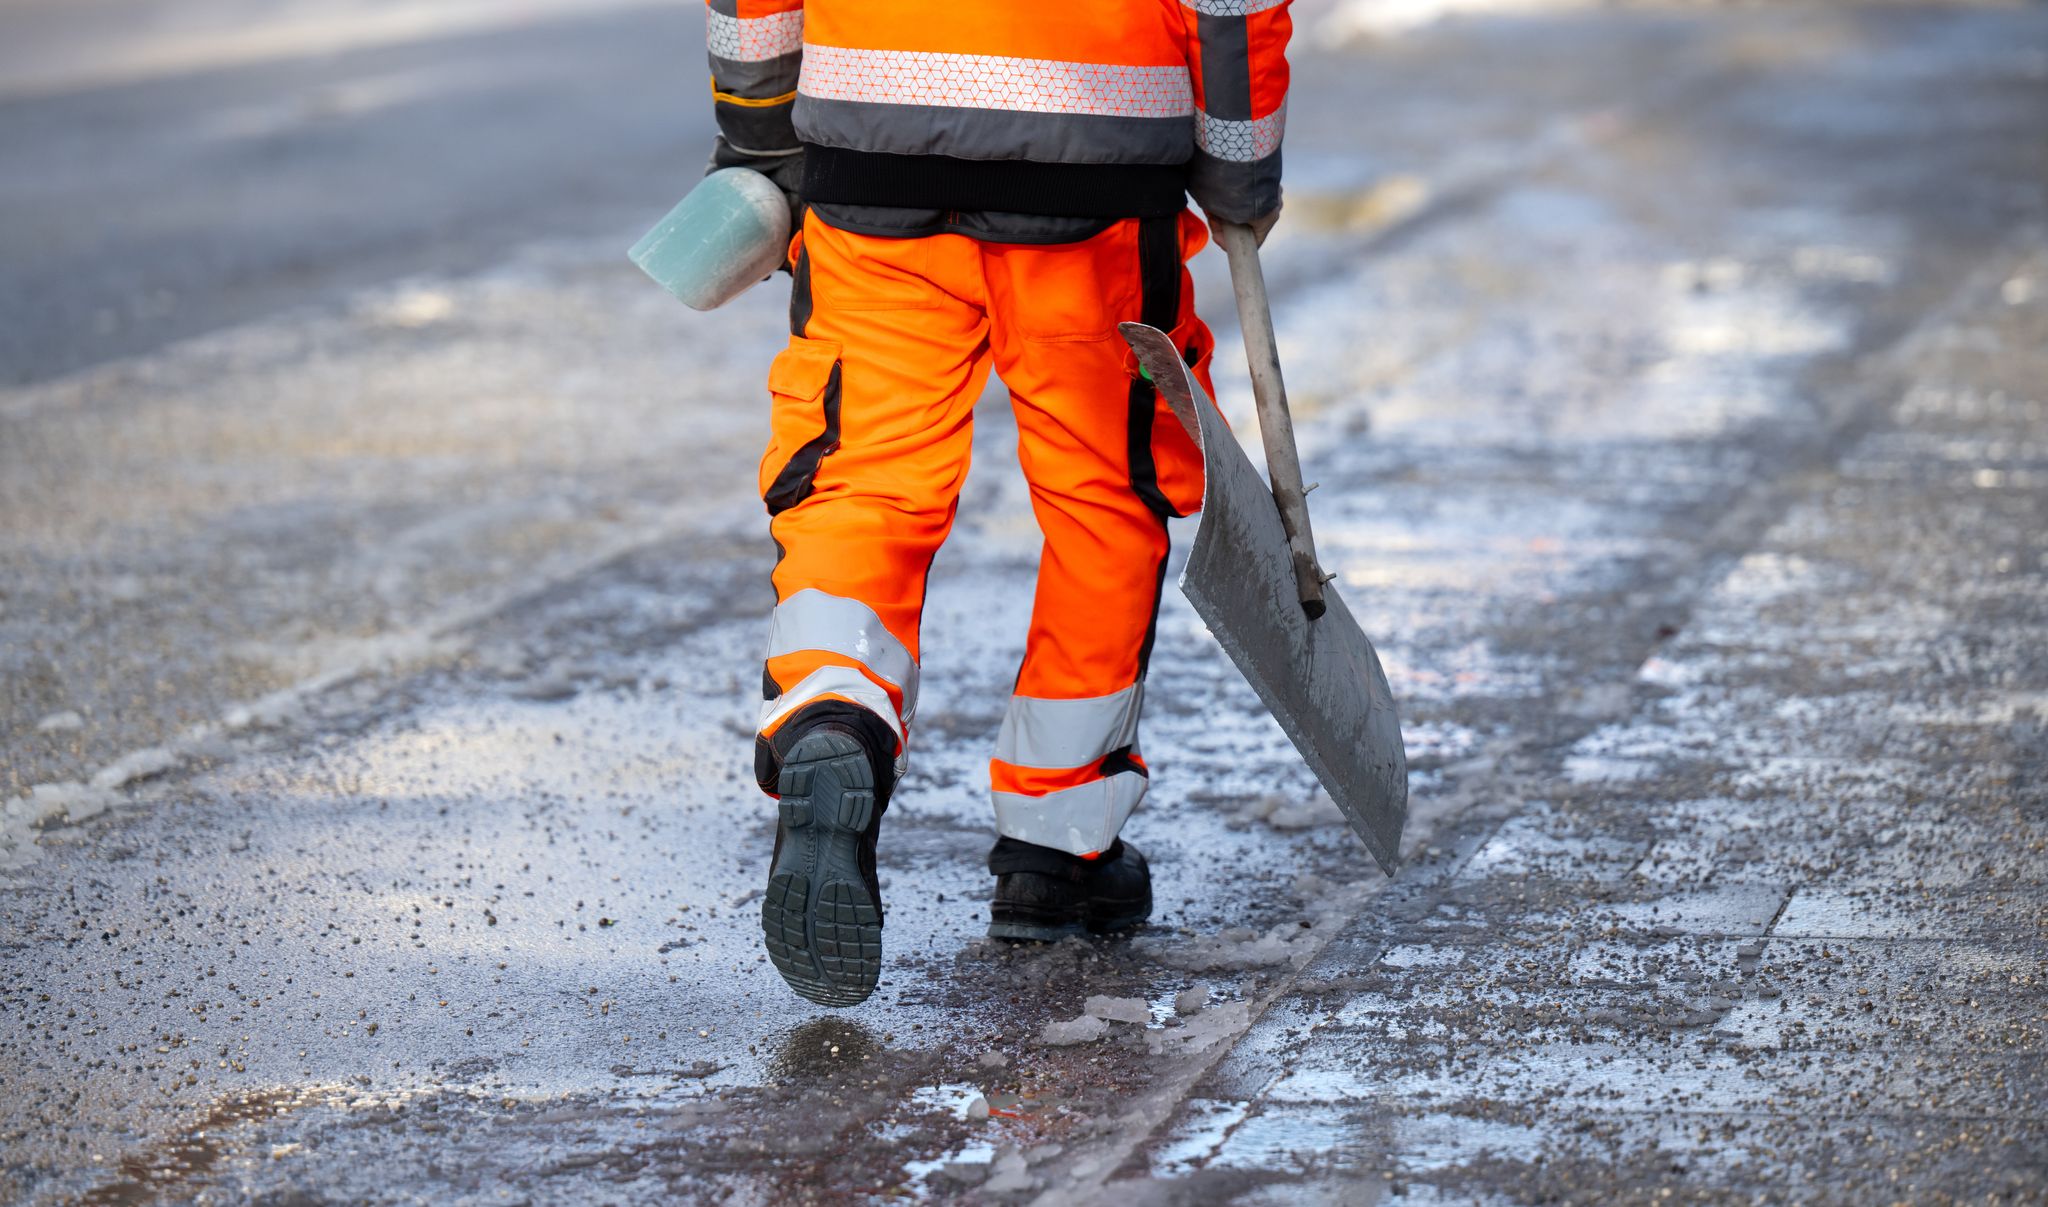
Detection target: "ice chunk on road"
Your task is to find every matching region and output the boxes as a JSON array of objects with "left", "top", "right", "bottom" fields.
[
  {"left": 1160, "top": 924, "right": 1315, "bottom": 971},
  {"left": 1040, "top": 995, "right": 1150, "bottom": 1044},
  {"left": 982, "top": 1149, "right": 1034, "bottom": 1194},
  {"left": 23, "top": 781, "right": 118, "bottom": 825},
  {"left": 89, "top": 747, "right": 179, "bottom": 791},
  {"left": 1147, "top": 1000, "right": 1254, "bottom": 1056},
  {"left": 0, "top": 780, "right": 118, "bottom": 866},
  {"left": 1235, "top": 791, "right": 1345, "bottom": 831},
  {"left": 1082, "top": 995, "right": 1150, "bottom": 1024},
  {"left": 1038, "top": 1015, "right": 1107, "bottom": 1046}
]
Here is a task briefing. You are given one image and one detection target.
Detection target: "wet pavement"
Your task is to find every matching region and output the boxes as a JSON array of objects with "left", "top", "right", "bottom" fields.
[
  {"left": 3, "top": 2, "right": 2046, "bottom": 1203},
  {"left": 1134, "top": 243, "right": 2048, "bottom": 1201}
]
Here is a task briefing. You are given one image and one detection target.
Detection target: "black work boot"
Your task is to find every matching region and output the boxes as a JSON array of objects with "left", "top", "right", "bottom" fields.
[
  {"left": 987, "top": 837, "right": 1152, "bottom": 942},
  {"left": 760, "top": 716, "right": 893, "bottom": 1007}
]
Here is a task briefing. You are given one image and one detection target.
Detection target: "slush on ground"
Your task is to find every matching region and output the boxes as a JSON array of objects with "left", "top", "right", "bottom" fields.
[{"left": 1, "top": 0, "right": 2044, "bottom": 1201}]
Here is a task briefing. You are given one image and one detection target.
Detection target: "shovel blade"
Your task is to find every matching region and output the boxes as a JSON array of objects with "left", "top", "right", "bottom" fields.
[{"left": 1122, "top": 322, "right": 1408, "bottom": 875}]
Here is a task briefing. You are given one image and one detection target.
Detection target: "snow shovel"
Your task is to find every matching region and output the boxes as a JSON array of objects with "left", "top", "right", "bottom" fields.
[{"left": 1118, "top": 222, "right": 1407, "bottom": 875}]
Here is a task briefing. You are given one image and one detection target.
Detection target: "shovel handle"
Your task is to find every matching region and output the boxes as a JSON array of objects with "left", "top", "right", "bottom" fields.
[{"left": 1215, "top": 221, "right": 1327, "bottom": 619}]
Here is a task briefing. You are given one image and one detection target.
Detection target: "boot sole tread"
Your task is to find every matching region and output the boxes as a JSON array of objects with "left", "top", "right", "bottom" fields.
[{"left": 762, "top": 729, "right": 881, "bottom": 1007}]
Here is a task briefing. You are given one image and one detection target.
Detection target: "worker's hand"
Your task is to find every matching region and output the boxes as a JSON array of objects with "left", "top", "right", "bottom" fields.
[{"left": 1203, "top": 202, "right": 1281, "bottom": 248}]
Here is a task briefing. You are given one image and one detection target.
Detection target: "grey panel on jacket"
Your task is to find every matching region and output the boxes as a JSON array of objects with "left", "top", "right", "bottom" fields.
[
  {"left": 710, "top": 52, "right": 802, "bottom": 97},
  {"left": 1188, "top": 147, "right": 1282, "bottom": 224},
  {"left": 795, "top": 96, "right": 1195, "bottom": 166},
  {"left": 715, "top": 98, "right": 800, "bottom": 152},
  {"left": 1195, "top": 12, "right": 1255, "bottom": 122}
]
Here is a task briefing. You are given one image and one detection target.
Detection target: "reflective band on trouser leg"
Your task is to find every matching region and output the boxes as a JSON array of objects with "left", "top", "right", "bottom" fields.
[
  {"left": 767, "top": 588, "right": 920, "bottom": 724},
  {"left": 992, "top": 772, "right": 1149, "bottom": 860},
  {"left": 990, "top": 686, "right": 1147, "bottom": 856},
  {"left": 759, "top": 665, "right": 908, "bottom": 773},
  {"left": 994, "top": 685, "right": 1142, "bottom": 770},
  {"left": 760, "top": 589, "right": 919, "bottom": 775}
]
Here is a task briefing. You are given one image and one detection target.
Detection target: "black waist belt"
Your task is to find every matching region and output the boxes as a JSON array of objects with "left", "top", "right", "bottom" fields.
[{"left": 802, "top": 146, "right": 1187, "bottom": 219}]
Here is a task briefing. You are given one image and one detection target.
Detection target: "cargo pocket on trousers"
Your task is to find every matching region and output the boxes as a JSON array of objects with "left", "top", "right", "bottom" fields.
[{"left": 759, "top": 336, "right": 844, "bottom": 515}]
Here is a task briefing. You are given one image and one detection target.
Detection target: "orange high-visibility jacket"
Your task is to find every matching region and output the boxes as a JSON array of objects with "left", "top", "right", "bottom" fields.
[{"left": 704, "top": 1, "right": 1291, "bottom": 224}]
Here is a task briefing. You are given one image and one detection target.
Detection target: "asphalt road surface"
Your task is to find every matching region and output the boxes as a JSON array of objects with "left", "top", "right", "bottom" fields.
[{"left": 3, "top": 1, "right": 2045, "bottom": 1202}]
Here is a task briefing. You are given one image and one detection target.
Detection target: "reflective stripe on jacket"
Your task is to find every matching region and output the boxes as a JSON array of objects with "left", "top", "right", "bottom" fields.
[{"left": 703, "top": 0, "right": 1290, "bottom": 224}]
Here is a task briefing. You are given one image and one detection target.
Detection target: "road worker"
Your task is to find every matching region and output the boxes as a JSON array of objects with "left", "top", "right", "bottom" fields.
[{"left": 705, "top": 0, "right": 1290, "bottom": 1006}]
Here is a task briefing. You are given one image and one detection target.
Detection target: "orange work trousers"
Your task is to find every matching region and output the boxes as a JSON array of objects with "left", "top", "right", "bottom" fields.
[{"left": 753, "top": 210, "right": 1215, "bottom": 857}]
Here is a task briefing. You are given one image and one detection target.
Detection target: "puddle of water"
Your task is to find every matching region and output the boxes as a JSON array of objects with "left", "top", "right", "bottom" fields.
[
  {"left": 76, "top": 1089, "right": 307, "bottom": 1206},
  {"left": 894, "top": 1082, "right": 1011, "bottom": 1195},
  {"left": 71, "top": 1084, "right": 440, "bottom": 1206},
  {"left": 1393, "top": 1111, "right": 1550, "bottom": 1172},
  {"left": 1190, "top": 1104, "right": 1365, "bottom": 1174},
  {"left": 907, "top": 1082, "right": 984, "bottom": 1121},
  {"left": 901, "top": 1140, "right": 997, "bottom": 1195},
  {"left": 1150, "top": 1097, "right": 1253, "bottom": 1177}
]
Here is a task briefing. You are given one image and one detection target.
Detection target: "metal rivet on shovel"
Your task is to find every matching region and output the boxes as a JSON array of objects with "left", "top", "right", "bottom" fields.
[{"left": 1117, "top": 222, "right": 1408, "bottom": 875}]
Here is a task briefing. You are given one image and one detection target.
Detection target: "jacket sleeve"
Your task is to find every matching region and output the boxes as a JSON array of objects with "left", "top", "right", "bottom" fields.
[
  {"left": 1182, "top": 0, "right": 1291, "bottom": 224},
  {"left": 706, "top": 0, "right": 806, "bottom": 156}
]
